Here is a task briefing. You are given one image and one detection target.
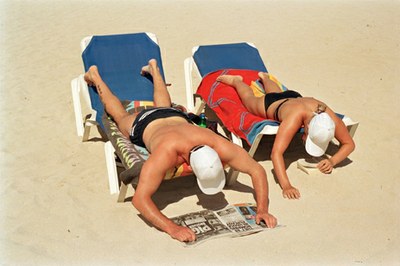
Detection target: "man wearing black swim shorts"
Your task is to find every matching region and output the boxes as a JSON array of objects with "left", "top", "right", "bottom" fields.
[
  {"left": 84, "top": 59, "right": 278, "bottom": 243},
  {"left": 216, "top": 73, "right": 355, "bottom": 200}
]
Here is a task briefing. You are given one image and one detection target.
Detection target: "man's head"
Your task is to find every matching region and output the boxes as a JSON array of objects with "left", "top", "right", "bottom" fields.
[
  {"left": 189, "top": 145, "right": 225, "bottom": 195},
  {"left": 305, "top": 112, "right": 335, "bottom": 157}
]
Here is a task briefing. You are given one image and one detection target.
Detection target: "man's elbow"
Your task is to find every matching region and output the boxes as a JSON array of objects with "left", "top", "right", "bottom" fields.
[
  {"left": 270, "top": 149, "right": 281, "bottom": 162},
  {"left": 131, "top": 194, "right": 140, "bottom": 210},
  {"left": 351, "top": 141, "right": 356, "bottom": 153},
  {"left": 347, "top": 138, "right": 356, "bottom": 153},
  {"left": 131, "top": 192, "right": 151, "bottom": 212}
]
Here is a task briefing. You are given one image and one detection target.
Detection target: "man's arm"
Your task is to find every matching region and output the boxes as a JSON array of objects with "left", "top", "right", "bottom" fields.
[
  {"left": 270, "top": 115, "right": 303, "bottom": 199},
  {"left": 317, "top": 108, "right": 356, "bottom": 173},
  {"left": 131, "top": 149, "right": 196, "bottom": 242},
  {"left": 214, "top": 140, "right": 277, "bottom": 228}
]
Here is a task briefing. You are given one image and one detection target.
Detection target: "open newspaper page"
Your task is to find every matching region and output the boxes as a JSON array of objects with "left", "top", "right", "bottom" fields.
[
  {"left": 215, "top": 203, "right": 267, "bottom": 236},
  {"left": 171, "top": 203, "right": 269, "bottom": 246},
  {"left": 171, "top": 209, "right": 234, "bottom": 246}
]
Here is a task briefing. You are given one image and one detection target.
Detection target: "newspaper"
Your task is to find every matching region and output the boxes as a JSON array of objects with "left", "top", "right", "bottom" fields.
[{"left": 171, "top": 203, "right": 272, "bottom": 246}]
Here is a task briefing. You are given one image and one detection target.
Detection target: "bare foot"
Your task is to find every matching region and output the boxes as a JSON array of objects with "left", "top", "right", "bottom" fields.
[
  {"left": 216, "top": 75, "right": 243, "bottom": 86},
  {"left": 141, "top": 59, "right": 158, "bottom": 76},
  {"left": 257, "top": 72, "right": 270, "bottom": 84},
  {"left": 84, "top": 65, "right": 99, "bottom": 86}
]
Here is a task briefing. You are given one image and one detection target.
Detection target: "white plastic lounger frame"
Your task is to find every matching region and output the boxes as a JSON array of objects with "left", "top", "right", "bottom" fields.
[{"left": 184, "top": 44, "right": 359, "bottom": 185}]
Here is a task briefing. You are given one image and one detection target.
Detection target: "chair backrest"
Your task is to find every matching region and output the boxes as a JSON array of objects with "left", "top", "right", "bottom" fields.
[
  {"left": 82, "top": 32, "right": 164, "bottom": 128},
  {"left": 193, "top": 42, "right": 267, "bottom": 77}
]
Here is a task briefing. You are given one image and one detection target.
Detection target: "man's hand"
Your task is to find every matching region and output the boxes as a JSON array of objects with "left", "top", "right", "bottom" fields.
[
  {"left": 168, "top": 224, "right": 196, "bottom": 242},
  {"left": 282, "top": 186, "right": 301, "bottom": 199},
  {"left": 256, "top": 212, "right": 277, "bottom": 228},
  {"left": 317, "top": 159, "right": 333, "bottom": 174}
]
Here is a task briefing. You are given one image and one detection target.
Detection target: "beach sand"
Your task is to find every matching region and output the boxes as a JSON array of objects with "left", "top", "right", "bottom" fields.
[{"left": 1, "top": 0, "right": 399, "bottom": 265}]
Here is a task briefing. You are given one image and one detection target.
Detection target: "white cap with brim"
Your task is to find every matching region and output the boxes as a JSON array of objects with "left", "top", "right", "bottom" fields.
[
  {"left": 189, "top": 145, "right": 225, "bottom": 195},
  {"left": 305, "top": 112, "right": 336, "bottom": 157}
]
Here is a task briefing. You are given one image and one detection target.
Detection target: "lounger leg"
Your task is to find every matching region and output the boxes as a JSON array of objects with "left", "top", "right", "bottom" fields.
[
  {"left": 104, "top": 141, "right": 120, "bottom": 194},
  {"left": 248, "top": 134, "right": 263, "bottom": 157},
  {"left": 117, "top": 183, "right": 129, "bottom": 203},
  {"left": 82, "top": 122, "right": 92, "bottom": 142},
  {"left": 226, "top": 168, "right": 240, "bottom": 186},
  {"left": 348, "top": 123, "right": 359, "bottom": 138}
]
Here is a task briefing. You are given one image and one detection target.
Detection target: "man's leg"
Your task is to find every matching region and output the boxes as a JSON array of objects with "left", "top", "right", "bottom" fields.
[
  {"left": 258, "top": 72, "right": 282, "bottom": 93},
  {"left": 141, "top": 59, "right": 171, "bottom": 107},
  {"left": 216, "top": 75, "right": 266, "bottom": 117},
  {"left": 84, "top": 66, "right": 135, "bottom": 137}
]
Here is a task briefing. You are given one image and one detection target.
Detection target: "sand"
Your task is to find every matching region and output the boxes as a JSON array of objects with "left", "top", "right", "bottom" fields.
[{"left": 1, "top": 0, "right": 399, "bottom": 265}]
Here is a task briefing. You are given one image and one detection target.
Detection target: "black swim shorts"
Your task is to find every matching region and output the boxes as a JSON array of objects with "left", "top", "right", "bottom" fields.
[{"left": 129, "top": 107, "right": 191, "bottom": 148}]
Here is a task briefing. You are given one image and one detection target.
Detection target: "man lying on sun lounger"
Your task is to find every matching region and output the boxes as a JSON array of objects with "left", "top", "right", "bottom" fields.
[
  {"left": 215, "top": 73, "right": 355, "bottom": 200},
  {"left": 84, "top": 59, "right": 277, "bottom": 242}
]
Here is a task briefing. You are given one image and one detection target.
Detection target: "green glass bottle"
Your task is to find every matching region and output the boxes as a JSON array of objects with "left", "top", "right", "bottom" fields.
[{"left": 199, "top": 113, "right": 207, "bottom": 128}]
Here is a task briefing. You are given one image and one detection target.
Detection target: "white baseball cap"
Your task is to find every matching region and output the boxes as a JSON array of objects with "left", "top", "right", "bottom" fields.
[
  {"left": 305, "top": 113, "right": 336, "bottom": 157},
  {"left": 189, "top": 145, "right": 226, "bottom": 195}
]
